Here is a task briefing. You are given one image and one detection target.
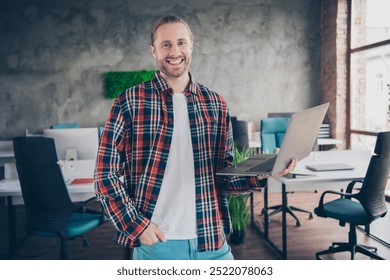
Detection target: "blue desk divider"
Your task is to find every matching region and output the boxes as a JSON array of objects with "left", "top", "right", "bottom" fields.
[
  {"left": 51, "top": 123, "right": 80, "bottom": 129},
  {"left": 98, "top": 126, "right": 104, "bottom": 137}
]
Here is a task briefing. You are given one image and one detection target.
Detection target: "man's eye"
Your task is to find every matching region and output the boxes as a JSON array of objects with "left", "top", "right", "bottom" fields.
[{"left": 162, "top": 43, "right": 170, "bottom": 48}]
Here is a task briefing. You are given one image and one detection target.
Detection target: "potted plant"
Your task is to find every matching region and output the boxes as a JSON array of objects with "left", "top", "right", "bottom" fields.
[{"left": 227, "top": 145, "right": 253, "bottom": 244}]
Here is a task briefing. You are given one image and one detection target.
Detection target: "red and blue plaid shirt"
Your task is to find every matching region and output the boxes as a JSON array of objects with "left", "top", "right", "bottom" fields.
[{"left": 94, "top": 71, "right": 265, "bottom": 251}]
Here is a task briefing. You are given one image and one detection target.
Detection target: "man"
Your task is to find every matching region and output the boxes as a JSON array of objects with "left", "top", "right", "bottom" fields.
[{"left": 94, "top": 14, "right": 296, "bottom": 260}]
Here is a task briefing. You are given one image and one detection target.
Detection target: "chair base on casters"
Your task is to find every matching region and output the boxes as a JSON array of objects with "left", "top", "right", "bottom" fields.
[
  {"left": 315, "top": 224, "right": 384, "bottom": 260},
  {"left": 264, "top": 204, "right": 313, "bottom": 227}
]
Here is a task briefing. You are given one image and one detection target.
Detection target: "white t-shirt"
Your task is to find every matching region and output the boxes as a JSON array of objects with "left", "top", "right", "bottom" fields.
[{"left": 151, "top": 92, "right": 197, "bottom": 239}]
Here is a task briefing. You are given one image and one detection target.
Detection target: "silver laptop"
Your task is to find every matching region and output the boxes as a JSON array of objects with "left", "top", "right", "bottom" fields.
[
  {"left": 216, "top": 103, "right": 329, "bottom": 177},
  {"left": 305, "top": 163, "right": 355, "bottom": 172}
]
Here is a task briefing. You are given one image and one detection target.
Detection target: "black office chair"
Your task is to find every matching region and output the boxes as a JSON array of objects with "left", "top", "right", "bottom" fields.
[
  {"left": 231, "top": 117, "right": 249, "bottom": 151},
  {"left": 261, "top": 118, "right": 313, "bottom": 227},
  {"left": 13, "top": 136, "right": 107, "bottom": 259},
  {"left": 314, "top": 131, "right": 390, "bottom": 260}
]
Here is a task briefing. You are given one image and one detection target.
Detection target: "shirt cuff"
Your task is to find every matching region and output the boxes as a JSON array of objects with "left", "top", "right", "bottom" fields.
[
  {"left": 247, "top": 176, "right": 268, "bottom": 189},
  {"left": 124, "top": 212, "right": 151, "bottom": 240}
]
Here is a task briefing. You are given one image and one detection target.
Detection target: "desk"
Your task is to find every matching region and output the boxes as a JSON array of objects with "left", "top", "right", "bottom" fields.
[
  {"left": 0, "top": 159, "right": 96, "bottom": 257},
  {"left": 0, "top": 141, "right": 13, "bottom": 157},
  {"left": 0, "top": 141, "right": 15, "bottom": 180},
  {"left": 256, "top": 150, "right": 372, "bottom": 259}
]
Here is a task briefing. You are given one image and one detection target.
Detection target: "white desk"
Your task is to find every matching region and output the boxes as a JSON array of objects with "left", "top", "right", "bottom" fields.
[
  {"left": 0, "top": 151, "right": 14, "bottom": 158},
  {"left": 0, "top": 141, "right": 14, "bottom": 164},
  {"left": 0, "top": 141, "right": 15, "bottom": 179},
  {"left": 0, "top": 178, "right": 95, "bottom": 204},
  {"left": 279, "top": 150, "right": 370, "bottom": 187},
  {"left": 0, "top": 159, "right": 96, "bottom": 203},
  {"left": 255, "top": 150, "right": 372, "bottom": 259}
]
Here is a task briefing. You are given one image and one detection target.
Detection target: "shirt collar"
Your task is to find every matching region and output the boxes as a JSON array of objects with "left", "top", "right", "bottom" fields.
[{"left": 152, "top": 71, "right": 198, "bottom": 97}]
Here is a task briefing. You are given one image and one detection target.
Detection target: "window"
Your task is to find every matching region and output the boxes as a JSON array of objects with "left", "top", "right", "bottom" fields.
[
  {"left": 351, "top": 0, "right": 390, "bottom": 49},
  {"left": 350, "top": 45, "right": 390, "bottom": 134},
  {"left": 349, "top": 0, "right": 390, "bottom": 150},
  {"left": 349, "top": 0, "right": 390, "bottom": 198}
]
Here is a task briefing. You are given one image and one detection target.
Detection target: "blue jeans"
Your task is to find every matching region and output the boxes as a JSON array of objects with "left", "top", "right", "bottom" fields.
[{"left": 133, "top": 239, "right": 234, "bottom": 260}]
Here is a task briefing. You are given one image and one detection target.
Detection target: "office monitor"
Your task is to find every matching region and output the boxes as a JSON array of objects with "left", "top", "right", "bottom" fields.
[{"left": 43, "top": 127, "right": 99, "bottom": 161}]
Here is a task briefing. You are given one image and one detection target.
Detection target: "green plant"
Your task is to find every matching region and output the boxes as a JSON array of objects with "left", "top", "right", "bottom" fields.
[
  {"left": 104, "top": 70, "right": 156, "bottom": 99},
  {"left": 232, "top": 145, "right": 253, "bottom": 165},
  {"left": 227, "top": 146, "right": 254, "bottom": 234},
  {"left": 227, "top": 193, "right": 250, "bottom": 232}
]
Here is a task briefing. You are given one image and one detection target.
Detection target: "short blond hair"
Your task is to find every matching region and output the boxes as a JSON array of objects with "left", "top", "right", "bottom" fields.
[{"left": 150, "top": 14, "right": 193, "bottom": 46}]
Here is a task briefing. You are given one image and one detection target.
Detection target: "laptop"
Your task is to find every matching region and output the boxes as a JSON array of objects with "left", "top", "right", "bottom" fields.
[
  {"left": 216, "top": 103, "right": 329, "bottom": 177},
  {"left": 305, "top": 163, "right": 355, "bottom": 172}
]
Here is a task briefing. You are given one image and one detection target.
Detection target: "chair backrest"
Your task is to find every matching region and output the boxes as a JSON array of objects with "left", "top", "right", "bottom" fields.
[
  {"left": 231, "top": 117, "right": 249, "bottom": 151},
  {"left": 356, "top": 131, "right": 390, "bottom": 221},
  {"left": 13, "top": 137, "right": 75, "bottom": 233},
  {"left": 260, "top": 117, "right": 290, "bottom": 153}
]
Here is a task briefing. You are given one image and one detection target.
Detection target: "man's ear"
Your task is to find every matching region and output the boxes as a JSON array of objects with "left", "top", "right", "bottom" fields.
[{"left": 150, "top": 45, "right": 156, "bottom": 58}]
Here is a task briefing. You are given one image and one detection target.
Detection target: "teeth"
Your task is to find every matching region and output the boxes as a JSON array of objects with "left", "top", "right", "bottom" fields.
[{"left": 168, "top": 59, "right": 183, "bottom": 65}]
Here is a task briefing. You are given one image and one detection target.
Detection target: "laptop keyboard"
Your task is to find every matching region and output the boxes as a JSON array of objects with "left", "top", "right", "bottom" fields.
[{"left": 245, "top": 155, "right": 277, "bottom": 173}]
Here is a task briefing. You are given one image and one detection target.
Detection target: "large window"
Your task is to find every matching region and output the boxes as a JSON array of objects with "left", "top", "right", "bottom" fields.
[
  {"left": 349, "top": 0, "right": 390, "bottom": 198},
  {"left": 350, "top": 0, "right": 390, "bottom": 151}
]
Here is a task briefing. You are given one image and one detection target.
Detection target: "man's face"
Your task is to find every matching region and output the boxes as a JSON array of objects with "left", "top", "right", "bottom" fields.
[{"left": 151, "top": 22, "right": 193, "bottom": 80}]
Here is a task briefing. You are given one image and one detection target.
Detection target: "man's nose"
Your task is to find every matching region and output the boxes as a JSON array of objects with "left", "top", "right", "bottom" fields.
[{"left": 169, "top": 45, "right": 180, "bottom": 56}]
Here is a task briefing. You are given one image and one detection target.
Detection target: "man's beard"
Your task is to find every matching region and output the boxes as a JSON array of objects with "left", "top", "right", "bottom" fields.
[{"left": 157, "top": 56, "right": 191, "bottom": 79}]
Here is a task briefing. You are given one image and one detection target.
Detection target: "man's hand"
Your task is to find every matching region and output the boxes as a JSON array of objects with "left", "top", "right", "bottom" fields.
[
  {"left": 273, "top": 158, "right": 297, "bottom": 177},
  {"left": 257, "top": 158, "right": 298, "bottom": 180},
  {"left": 138, "top": 223, "right": 167, "bottom": 245}
]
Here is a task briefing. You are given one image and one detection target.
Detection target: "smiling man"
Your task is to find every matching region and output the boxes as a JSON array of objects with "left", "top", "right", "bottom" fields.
[
  {"left": 94, "top": 15, "right": 296, "bottom": 260},
  {"left": 150, "top": 18, "right": 193, "bottom": 89}
]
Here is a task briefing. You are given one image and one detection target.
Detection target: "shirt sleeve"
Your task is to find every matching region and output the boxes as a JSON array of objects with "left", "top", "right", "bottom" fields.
[
  {"left": 223, "top": 112, "right": 268, "bottom": 195},
  {"left": 94, "top": 97, "right": 150, "bottom": 240}
]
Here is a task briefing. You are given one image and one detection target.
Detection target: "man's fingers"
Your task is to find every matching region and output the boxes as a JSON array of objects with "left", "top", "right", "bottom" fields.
[
  {"left": 272, "top": 159, "right": 297, "bottom": 177},
  {"left": 155, "top": 227, "right": 167, "bottom": 243},
  {"left": 139, "top": 224, "right": 160, "bottom": 245},
  {"left": 287, "top": 159, "right": 297, "bottom": 171},
  {"left": 138, "top": 224, "right": 166, "bottom": 245}
]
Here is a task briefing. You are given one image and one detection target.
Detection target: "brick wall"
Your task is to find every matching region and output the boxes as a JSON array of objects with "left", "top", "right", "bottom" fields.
[{"left": 321, "top": 0, "right": 349, "bottom": 148}]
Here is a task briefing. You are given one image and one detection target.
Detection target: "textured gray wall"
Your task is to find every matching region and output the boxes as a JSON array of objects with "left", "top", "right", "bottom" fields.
[{"left": 0, "top": 0, "right": 321, "bottom": 140}]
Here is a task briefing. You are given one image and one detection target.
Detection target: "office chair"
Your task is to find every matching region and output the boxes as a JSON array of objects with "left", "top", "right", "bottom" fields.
[
  {"left": 260, "top": 117, "right": 313, "bottom": 227},
  {"left": 231, "top": 117, "right": 249, "bottom": 151},
  {"left": 13, "top": 136, "right": 107, "bottom": 259},
  {"left": 261, "top": 117, "right": 289, "bottom": 154},
  {"left": 314, "top": 131, "right": 390, "bottom": 260}
]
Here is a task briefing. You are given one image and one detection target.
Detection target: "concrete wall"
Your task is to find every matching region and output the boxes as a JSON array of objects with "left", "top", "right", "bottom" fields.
[{"left": 0, "top": 0, "right": 322, "bottom": 140}]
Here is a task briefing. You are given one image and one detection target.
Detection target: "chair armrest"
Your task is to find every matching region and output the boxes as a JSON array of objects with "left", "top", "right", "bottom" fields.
[
  {"left": 73, "top": 197, "right": 106, "bottom": 215},
  {"left": 345, "top": 180, "right": 363, "bottom": 194},
  {"left": 317, "top": 189, "right": 355, "bottom": 213},
  {"left": 74, "top": 197, "right": 96, "bottom": 207},
  {"left": 73, "top": 198, "right": 108, "bottom": 223}
]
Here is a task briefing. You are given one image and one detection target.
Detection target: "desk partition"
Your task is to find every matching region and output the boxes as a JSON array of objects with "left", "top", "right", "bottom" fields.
[{"left": 43, "top": 127, "right": 99, "bottom": 161}]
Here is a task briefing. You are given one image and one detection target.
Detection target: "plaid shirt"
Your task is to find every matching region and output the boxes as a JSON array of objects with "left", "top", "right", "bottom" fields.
[{"left": 94, "top": 71, "right": 265, "bottom": 251}]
